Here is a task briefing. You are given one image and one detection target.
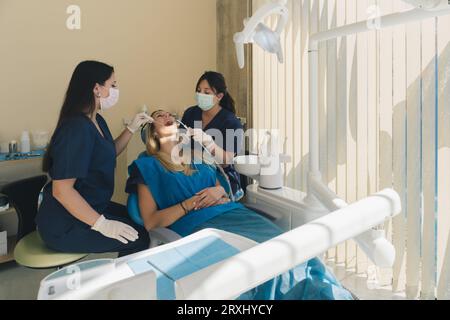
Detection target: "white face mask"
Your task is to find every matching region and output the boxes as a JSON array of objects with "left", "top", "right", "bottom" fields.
[
  {"left": 196, "top": 93, "right": 215, "bottom": 111},
  {"left": 100, "top": 87, "right": 120, "bottom": 111}
]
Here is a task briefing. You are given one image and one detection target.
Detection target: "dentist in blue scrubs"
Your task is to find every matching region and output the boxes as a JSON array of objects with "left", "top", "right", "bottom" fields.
[
  {"left": 181, "top": 71, "right": 245, "bottom": 200},
  {"left": 37, "top": 61, "right": 151, "bottom": 257}
]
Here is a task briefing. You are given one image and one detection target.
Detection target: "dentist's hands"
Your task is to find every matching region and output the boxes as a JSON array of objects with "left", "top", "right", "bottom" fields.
[
  {"left": 127, "top": 112, "right": 154, "bottom": 134},
  {"left": 92, "top": 215, "right": 139, "bottom": 244}
]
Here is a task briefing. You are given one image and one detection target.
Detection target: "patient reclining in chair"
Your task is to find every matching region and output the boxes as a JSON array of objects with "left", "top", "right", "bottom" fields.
[{"left": 125, "top": 110, "right": 353, "bottom": 300}]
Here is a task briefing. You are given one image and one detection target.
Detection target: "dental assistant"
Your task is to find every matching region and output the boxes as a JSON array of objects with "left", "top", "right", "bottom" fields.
[
  {"left": 36, "top": 61, "right": 151, "bottom": 257},
  {"left": 181, "top": 71, "right": 245, "bottom": 200}
]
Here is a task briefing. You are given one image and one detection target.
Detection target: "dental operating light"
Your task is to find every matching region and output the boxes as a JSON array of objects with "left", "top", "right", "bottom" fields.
[
  {"left": 234, "top": 0, "right": 450, "bottom": 70},
  {"left": 234, "top": 0, "right": 289, "bottom": 69}
]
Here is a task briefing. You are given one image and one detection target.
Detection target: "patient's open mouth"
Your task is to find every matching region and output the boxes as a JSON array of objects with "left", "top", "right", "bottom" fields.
[{"left": 165, "top": 120, "right": 174, "bottom": 127}]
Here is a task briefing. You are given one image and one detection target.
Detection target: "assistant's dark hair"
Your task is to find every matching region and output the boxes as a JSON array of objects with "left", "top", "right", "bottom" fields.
[
  {"left": 196, "top": 71, "right": 236, "bottom": 114},
  {"left": 42, "top": 61, "right": 115, "bottom": 172}
]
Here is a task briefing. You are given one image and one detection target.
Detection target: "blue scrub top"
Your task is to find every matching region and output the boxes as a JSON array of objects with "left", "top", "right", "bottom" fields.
[
  {"left": 181, "top": 106, "right": 244, "bottom": 196},
  {"left": 36, "top": 114, "right": 117, "bottom": 234}
]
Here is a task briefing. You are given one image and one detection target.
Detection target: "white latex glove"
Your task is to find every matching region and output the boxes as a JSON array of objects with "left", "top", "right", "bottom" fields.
[
  {"left": 189, "top": 128, "right": 215, "bottom": 148},
  {"left": 92, "top": 215, "right": 139, "bottom": 244},
  {"left": 127, "top": 112, "right": 154, "bottom": 134}
]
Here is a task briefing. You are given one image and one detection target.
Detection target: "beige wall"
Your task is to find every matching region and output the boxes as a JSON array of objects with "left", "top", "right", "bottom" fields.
[{"left": 0, "top": 0, "right": 217, "bottom": 203}]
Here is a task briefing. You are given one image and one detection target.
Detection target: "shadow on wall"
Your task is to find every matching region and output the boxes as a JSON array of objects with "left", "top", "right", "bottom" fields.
[
  {"left": 282, "top": 0, "right": 314, "bottom": 191},
  {"left": 284, "top": 38, "right": 450, "bottom": 195}
]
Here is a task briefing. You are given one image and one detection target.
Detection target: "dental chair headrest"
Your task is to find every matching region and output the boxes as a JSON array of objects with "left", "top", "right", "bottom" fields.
[{"left": 141, "top": 124, "right": 150, "bottom": 145}]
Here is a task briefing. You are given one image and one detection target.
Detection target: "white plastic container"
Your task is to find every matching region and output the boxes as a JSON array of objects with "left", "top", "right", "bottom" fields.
[{"left": 20, "top": 131, "right": 31, "bottom": 153}]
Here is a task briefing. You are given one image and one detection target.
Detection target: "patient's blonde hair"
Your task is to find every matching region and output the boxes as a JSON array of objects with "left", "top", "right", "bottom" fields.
[{"left": 145, "top": 110, "right": 215, "bottom": 176}]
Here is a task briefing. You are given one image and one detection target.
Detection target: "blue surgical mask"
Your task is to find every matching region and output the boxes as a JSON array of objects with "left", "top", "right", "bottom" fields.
[{"left": 196, "top": 93, "right": 215, "bottom": 111}]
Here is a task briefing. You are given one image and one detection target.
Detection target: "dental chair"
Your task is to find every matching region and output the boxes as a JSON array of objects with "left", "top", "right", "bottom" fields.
[
  {"left": 127, "top": 145, "right": 255, "bottom": 248},
  {"left": 130, "top": 115, "right": 253, "bottom": 247},
  {"left": 37, "top": 120, "right": 399, "bottom": 300},
  {"left": 36, "top": 144, "right": 399, "bottom": 300},
  {"left": 126, "top": 171, "right": 269, "bottom": 248},
  {"left": 38, "top": 188, "right": 399, "bottom": 300}
]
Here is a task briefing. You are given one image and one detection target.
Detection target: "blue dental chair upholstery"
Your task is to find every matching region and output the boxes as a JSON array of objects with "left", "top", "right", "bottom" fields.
[{"left": 127, "top": 190, "right": 275, "bottom": 248}]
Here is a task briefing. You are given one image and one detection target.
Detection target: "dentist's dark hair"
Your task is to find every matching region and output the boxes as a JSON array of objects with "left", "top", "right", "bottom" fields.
[
  {"left": 196, "top": 71, "right": 236, "bottom": 114},
  {"left": 43, "top": 60, "right": 115, "bottom": 172}
]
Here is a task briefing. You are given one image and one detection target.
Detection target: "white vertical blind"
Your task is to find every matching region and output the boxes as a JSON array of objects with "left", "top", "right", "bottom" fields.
[
  {"left": 345, "top": 0, "right": 357, "bottom": 271},
  {"left": 300, "top": 0, "right": 310, "bottom": 191},
  {"left": 326, "top": 0, "right": 337, "bottom": 262},
  {"left": 392, "top": 0, "right": 408, "bottom": 292},
  {"left": 252, "top": 0, "right": 450, "bottom": 299},
  {"left": 335, "top": 0, "right": 347, "bottom": 265},
  {"left": 421, "top": 14, "right": 438, "bottom": 300},
  {"left": 437, "top": 12, "right": 450, "bottom": 299},
  {"left": 405, "top": 16, "right": 422, "bottom": 300},
  {"left": 356, "top": 0, "right": 369, "bottom": 275},
  {"left": 378, "top": 0, "right": 394, "bottom": 287}
]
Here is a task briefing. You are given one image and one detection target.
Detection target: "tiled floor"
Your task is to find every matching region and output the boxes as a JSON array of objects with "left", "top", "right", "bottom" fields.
[{"left": 0, "top": 254, "right": 407, "bottom": 300}]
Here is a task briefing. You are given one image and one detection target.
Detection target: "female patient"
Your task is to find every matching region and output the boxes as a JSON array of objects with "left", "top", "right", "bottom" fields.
[{"left": 125, "top": 110, "right": 353, "bottom": 300}]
